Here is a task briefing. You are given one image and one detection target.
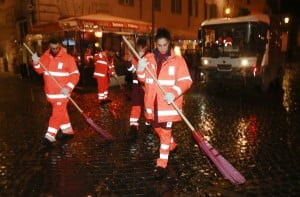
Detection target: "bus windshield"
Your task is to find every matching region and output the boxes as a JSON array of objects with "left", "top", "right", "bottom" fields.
[{"left": 201, "top": 22, "right": 268, "bottom": 58}]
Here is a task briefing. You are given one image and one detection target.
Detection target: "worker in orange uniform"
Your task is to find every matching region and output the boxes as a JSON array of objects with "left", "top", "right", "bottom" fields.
[
  {"left": 93, "top": 49, "right": 116, "bottom": 105},
  {"left": 126, "top": 37, "right": 150, "bottom": 133},
  {"left": 31, "top": 38, "right": 80, "bottom": 145},
  {"left": 136, "top": 28, "right": 193, "bottom": 179}
]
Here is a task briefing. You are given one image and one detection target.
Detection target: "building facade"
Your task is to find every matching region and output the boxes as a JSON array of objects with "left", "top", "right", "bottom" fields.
[{"left": 1, "top": 0, "right": 269, "bottom": 73}]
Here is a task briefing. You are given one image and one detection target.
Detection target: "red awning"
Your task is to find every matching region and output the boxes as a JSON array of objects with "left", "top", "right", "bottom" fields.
[
  {"left": 29, "top": 22, "right": 63, "bottom": 34},
  {"left": 59, "top": 13, "right": 152, "bottom": 34}
]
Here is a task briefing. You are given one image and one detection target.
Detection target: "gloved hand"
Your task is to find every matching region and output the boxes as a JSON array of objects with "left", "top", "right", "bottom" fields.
[
  {"left": 164, "top": 92, "right": 175, "bottom": 104},
  {"left": 32, "top": 53, "right": 40, "bottom": 64},
  {"left": 137, "top": 57, "right": 148, "bottom": 71},
  {"left": 60, "top": 87, "right": 70, "bottom": 96},
  {"left": 131, "top": 66, "right": 136, "bottom": 73}
]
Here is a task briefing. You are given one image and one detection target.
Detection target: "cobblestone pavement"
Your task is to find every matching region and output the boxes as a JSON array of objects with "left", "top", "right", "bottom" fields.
[{"left": 0, "top": 64, "right": 299, "bottom": 197}]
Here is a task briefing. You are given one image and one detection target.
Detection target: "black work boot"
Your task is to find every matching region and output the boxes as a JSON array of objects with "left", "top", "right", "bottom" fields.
[
  {"left": 125, "top": 125, "right": 138, "bottom": 140},
  {"left": 41, "top": 138, "right": 53, "bottom": 146},
  {"left": 153, "top": 166, "right": 167, "bottom": 180},
  {"left": 56, "top": 130, "right": 74, "bottom": 141}
]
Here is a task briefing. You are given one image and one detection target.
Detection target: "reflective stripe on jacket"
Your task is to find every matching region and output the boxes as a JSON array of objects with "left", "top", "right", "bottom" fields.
[{"left": 137, "top": 49, "right": 192, "bottom": 122}]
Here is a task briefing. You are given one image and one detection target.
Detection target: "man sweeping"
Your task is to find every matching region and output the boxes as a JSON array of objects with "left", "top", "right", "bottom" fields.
[{"left": 31, "top": 38, "right": 80, "bottom": 145}]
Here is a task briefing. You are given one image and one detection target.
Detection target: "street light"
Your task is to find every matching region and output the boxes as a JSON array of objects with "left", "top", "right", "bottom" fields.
[
  {"left": 225, "top": 7, "right": 231, "bottom": 17},
  {"left": 94, "top": 30, "right": 103, "bottom": 50},
  {"left": 94, "top": 31, "right": 103, "bottom": 38},
  {"left": 284, "top": 17, "right": 289, "bottom": 24}
]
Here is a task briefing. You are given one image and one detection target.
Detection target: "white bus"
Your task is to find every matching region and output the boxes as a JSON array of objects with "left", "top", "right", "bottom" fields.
[{"left": 198, "top": 14, "right": 284, "bottom": 91}]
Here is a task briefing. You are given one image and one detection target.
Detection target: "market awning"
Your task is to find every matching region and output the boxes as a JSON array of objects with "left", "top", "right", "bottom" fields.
[
  {"left": 58, "top": 13, "right": 152, "bottom": 34},
  {"left": 29, "top": 22, "right": 63, "bottom": 34}
]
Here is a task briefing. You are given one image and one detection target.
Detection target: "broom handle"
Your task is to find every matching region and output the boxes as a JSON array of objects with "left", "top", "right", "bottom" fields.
[
  {"left": 122, "top": 36, "right": 196, "bottom": 132},
  {"left": 23, "top": 43, "right": 83, "bottom": 114}
]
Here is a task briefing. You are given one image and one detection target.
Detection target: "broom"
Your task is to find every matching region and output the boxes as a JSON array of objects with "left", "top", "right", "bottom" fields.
[
  {"left": 122, "top": 36, "right": 245, "bottom": 185},
  {"left": 23, "top": 43, "right": 113, "bottom": 141}
]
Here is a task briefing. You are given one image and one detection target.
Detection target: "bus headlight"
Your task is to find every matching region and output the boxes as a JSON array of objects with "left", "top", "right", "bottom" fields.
[{"left": 241, "top": 59, "right": 249, "bottom": 66}]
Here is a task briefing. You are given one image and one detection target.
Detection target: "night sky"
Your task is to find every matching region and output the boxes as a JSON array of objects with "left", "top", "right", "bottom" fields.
[{"left": 277, "top": 0, "right": 299, "bottom": 17}]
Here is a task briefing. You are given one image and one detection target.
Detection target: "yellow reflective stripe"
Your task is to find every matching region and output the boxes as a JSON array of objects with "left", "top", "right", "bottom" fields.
[
  {"left": 61, "top": 123, "right": 71, "bottom": 129},
  {"left": 47, "top": 127, "right": 57, "bottom": 133},
  {"left": 44, "top": 71, "right": 69, "bottom": 77},
  {"left": 67, "top": 82, "right": 74, "bottom": 89},
  {"left": 94, "top": 73, "right": 106, "bottom": 77},
  {"left": 70, "top": 70, "right": 79, "bottom": 75},
  {"left": 96, "top": 60, "right": 107, "bottom": 64},
  {"left": 178, "top": 76, "right": 192, "bottom": 81},
  {"left": 158, "top": 79, "right": 175, "bottom": 86},
  {"left": 158, "top": 110, "right": 178, "bottom": 116},
  {"left": 46, "top": 94, "right": 68, "bottom": 99},
  {"left": 138, "top": 73, "right": 146, "bottom": 79},
  {"left": 130, "top": 118, "right": 139, "bottom": 122},
  {"left": 128, "top": 65, "right": 135, "bottom": 72},
  {"left": 160, "top": 153, "right": 169, "bottom": 159},
  {"left": 161, "top": 144, "right": 170, "bottom": 150},
  {"left": 172, "top": 85, "right": 182, "bottom": 95}
]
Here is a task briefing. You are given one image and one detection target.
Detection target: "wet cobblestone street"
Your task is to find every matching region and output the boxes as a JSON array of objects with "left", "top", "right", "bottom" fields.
[{"left": 0, "top": 64, "right": 299, "bottom": 196}]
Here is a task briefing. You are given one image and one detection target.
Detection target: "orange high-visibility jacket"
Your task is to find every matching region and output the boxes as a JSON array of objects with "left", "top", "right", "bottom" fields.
[
  {"left": 93, "top": 52, "right": 109, "bottom": 78},
  {"left": 137, "top": 49, "right": 193, "bottom": 122},
  {"left": 33, "top": 48, "right": 80, "bottom": 102}
]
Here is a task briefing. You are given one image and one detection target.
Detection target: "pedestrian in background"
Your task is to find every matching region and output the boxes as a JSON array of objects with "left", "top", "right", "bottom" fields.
[
  {"left": 93, "top": 49, "right": 116, "bottom": 105},
  {"left": 84, "top": 45, "right": 94, "bottom": 68},
  {"left": 136, "top": 27, "right": 193, "bottom": 179},
  {"left": 31, "top": 38, "right": 80, "bottom": 145},
  {"left": 126, "top": 37, "right": 150, "bottom": 135},
  {"left": 191, "top": 47, "right": 201, "bottom": 81}
]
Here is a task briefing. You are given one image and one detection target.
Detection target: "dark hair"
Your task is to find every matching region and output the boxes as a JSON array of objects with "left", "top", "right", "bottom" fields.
[
  {"left": 155, "top": 27, "right": 172, "bottom": 41},
  {"left": 48, "top": 38, "right": 60, "bottom": 44},
  {"left": 136, "top": 37, "right": 147, "bottom": 48}
]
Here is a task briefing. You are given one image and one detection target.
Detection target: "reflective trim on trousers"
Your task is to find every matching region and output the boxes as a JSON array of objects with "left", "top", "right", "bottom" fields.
[{"left": 45, "top": 132, "right": 56, "bottom": 142}]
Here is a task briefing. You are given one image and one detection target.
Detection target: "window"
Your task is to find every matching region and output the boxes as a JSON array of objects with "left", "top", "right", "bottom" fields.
[
  {"left": 118, "top": 0, "right": 134, "bottom": 6},
  {"left": 153, "top": 0, "right": 161, "bottom": 11},
  {"left": 171, "top": 0, "right": 181, "bottom": 14},
  {"left": 205, "top": 3, "right": 217, "bottom": 19},
  {"left": 189, "top": 0, "right": 198, "bottom": 17}
]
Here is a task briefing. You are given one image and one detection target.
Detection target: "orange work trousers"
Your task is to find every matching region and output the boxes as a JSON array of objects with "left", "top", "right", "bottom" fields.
[
  {"left": 153, "top": 125, "right": 177, "bottom": 168},
  {"left": 96, "top": 76, "right": 109, "bottom": 101},
  {"left": 129, "top": 83, "right": 144, "bottom": 127},
  {"left": 47, "top": 101, "right": 73, "bottom": 139}
]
